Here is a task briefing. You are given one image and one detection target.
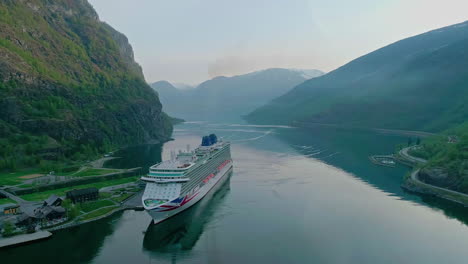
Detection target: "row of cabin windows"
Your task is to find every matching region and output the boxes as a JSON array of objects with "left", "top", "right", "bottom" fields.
[
  {"left": 151, "top": 169, "right": 185, "bottom": 173},
  {"left": 181, "top": 150, "right": 230, "bottom": 194},
  {"left": 183, "top": 155, "right": 226, "bottom": 192},
  {"left": 149, "top": 145, "right": 228, "bottom": 174},
  {"left": 177, "top": 146, "right": 228, "bottom": 181},
  {"left": 147, "top": 176, "right": 185, "bottom": 180},
  {"left": 183, "top": 147, "right": 228, "bottom": 176}
]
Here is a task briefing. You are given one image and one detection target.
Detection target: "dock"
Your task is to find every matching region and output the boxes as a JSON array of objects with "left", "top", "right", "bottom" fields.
[
  {"left": 369, "top": 155, "right": 396, "bottom": 167},
  {"left": 123, "top": 191, "right": 144, "bottom": 210},
  {"left": 0, "top": 231, "right": 52, "bottom": 249}
]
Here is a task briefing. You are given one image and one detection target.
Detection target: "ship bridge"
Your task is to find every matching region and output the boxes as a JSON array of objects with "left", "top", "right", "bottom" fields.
[{"left": 141, "top": 151, "right": 197, "bottom": 183}]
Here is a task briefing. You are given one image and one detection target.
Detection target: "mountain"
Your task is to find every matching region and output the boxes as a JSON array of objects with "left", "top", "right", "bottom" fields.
[
  {"left": 152, "top": 80, "right": 182, "bottom": 97},
  {"left": 151, "top": 68, "right": 323, "bottom": 121},
  {"left": 0, "top": 0, "right": 172, "bottom": 170},
  {"left": 172, "top": 83, "right": 195, "bottom": 90},
  {"left": 150, "top": 81, "right": 185, "bottom": 118},
  {"left": 246, "top": 21, "right": 468, "bottom": 132}
]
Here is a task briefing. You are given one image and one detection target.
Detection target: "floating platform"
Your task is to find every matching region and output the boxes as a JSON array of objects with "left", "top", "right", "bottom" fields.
[
  {"left": 369, "top": 155, "right": 396, "bottom": 167},
  {"left": 0, "top": 231, "right": 52, "bottom": 249}
]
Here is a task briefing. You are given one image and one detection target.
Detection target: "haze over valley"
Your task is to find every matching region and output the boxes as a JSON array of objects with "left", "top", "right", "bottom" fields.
[
  {"left": 1, "top": 1, "right": 468, "bottom": 263},
  {"left": 152, "top": 68, "right": 323, "bottom": 122}
]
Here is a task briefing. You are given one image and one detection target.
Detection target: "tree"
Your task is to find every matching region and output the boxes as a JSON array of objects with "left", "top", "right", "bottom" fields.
[
  {"left": 408, "top": 137, "right": 413, "bottom": 146},
  {"left": 395, "top": 144, "right": 405, "bottom": 152},
  {"left": 416, "top": 137, "right": 421, "bottom": 145},
  {"left": 2, "top": 220, "right": 15, "bottom": 237},
  {"left": 63, "top": 199, "right": 81, "bottom": 220}
]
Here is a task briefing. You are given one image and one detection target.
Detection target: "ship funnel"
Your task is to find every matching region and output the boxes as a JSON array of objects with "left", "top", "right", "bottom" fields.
[
  {"left": 202, "top": 134, "right": 218, "bottom": 146},
  {"left": 201, "top": 136, "right": 211, "bottom": 146},
  {"left": 209, "top": 134, "right": 218, "bottom": 144}
]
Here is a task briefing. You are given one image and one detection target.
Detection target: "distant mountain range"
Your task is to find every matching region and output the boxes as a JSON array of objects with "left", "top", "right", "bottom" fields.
[
  {"left": 246, "top": 21, "right": 468, "bottom": 132},
  {"left": 172, "top": 83, "right": 195, "bottom": 90},
  {"left": 151, "top": 68, "right": 323, "bottom": 121}
]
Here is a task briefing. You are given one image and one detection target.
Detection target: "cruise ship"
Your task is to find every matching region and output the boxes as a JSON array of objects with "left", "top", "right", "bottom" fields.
[{"left": 141, "top": 134, "right": 233, "bottom": 224}]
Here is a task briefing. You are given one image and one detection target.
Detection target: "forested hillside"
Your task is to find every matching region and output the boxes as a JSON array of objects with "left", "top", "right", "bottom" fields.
[
  {"left": 247, "top": 21, "right": 468, "bottom": 132},
  {"left": 410, "top": 122, "right": 468, "bottom": 193},
  {"left": 0, "top": 0, "right": 172, "bottom": 171}
]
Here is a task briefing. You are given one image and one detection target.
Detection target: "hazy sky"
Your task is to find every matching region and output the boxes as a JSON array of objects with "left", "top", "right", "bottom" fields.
[{"left": 89, "top": 0, "right": 468, "bottom": 85}]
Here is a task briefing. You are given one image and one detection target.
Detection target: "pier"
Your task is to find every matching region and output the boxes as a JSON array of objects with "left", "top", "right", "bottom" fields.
[
  {"left": 0, "top": 231, "right": 52, "bottom": 249},
  {"left": 369, "top": 155, "right": 396, "bottom": 167}
]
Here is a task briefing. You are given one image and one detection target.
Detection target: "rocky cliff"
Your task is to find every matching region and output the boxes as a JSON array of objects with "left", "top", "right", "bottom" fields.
[{"left": 0, "top": 0, "right": 172, "bottom": 169}]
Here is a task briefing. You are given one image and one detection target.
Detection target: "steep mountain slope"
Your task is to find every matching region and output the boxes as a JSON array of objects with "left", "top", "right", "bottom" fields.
[
  {"left": 151, "top": 68, "right": 323, "bottom": 121},
  {"left": 0, "top": 0, "right": 172, "bottom": 170},
  {"left": 246, "top": 21, "right": 468, "bottom": 132}
]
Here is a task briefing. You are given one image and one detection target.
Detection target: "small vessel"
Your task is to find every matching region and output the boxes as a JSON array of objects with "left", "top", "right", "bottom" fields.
[
  {"left": 369, "top": 155, "right": 396, "bottom": 167},
  {"left": 141, "top": 134, "right": 233, "bottom": 224}
]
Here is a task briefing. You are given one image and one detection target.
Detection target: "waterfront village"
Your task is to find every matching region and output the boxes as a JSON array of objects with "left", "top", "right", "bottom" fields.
[{"left": 0, "top": 155, "right": 144, "bottom": 248}]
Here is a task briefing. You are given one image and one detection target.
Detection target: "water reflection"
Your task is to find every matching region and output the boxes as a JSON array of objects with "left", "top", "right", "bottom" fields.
[
  {"left": 0, "top": 211, "right": 123, "bottom": 264},
  {"left": 104, "top": 143, "right": 163, "bottom": 171},
  {"left": 143, "top": 171, "right": 232, "bottom": 258},
  {"left": 407, "top": 191, "right": 468, "bottom": 225},
  {"left": 271, "top": 126, "right": 468, "bottom": 227},
  {"left": 5, "top": 123, "right": 468, "bottom": 263}
]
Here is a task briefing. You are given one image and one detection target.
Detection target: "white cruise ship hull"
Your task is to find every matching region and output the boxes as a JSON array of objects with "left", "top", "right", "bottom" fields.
[{"left": 147, "top": 161, "right": 233, "bottom": 224}]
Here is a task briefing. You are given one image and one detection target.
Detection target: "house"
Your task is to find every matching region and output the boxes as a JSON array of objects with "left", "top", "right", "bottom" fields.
[
  {"left": 16, "top": 212, "right": 39, "bottom": 227},
  {"left": 16, "top": 205, "right": 66, "bottom": 227},
  {"left": 0, "top": 203, "right": 21, "bottom": 215},
  {"left": 66, "top": 187, "right": 99, "bottom": 203},
  {"left": 43, "top": 194, "right": 63, "bottom": 207},
  {"left": 35, "top": 206, "right": 66, "bottom": 221},
  {"left": 448, "top": 135, "right": 459, "bottom": 144}
]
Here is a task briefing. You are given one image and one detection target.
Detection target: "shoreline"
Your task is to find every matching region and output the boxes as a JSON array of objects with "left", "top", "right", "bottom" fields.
[
  {"left": 402, "top": 169, "right": 468, "bottom": 207},
  {"left": 0, "top": 204, "right": 144, "bottom": 248},
  {"left": 47, "top": 191, "right": 144, "bottom": 232},
  {"left": 0, "top": 182, "right": 144, "bottom": 248},
  {"left": 398, "top": 147, "right": 468, "bottom": 207},
  {"left": 46, "top": 206, "right": 142, "bottom": 233},
  {"left": 0, "top": 231, "right": 52, "bottom": 249}
]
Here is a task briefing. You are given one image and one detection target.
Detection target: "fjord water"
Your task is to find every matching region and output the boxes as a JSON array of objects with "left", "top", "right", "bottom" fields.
[{"left": 3, "top": 123, "right": 468, "bottom": 263}]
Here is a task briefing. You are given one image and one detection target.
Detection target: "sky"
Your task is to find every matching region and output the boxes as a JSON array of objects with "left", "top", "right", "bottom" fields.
[{"left": 89, "top": 0, "right": 468, "bottom": 85}]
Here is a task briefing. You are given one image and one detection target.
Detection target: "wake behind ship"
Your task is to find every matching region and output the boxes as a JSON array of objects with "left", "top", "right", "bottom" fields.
[{"left": 141, "top": 134, "right": 233, "bottom": 224}]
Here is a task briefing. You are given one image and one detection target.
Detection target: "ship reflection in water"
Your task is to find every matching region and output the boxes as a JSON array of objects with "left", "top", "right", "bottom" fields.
[{"left": 142, "top": 170, "right": 232, "bottom": 256}]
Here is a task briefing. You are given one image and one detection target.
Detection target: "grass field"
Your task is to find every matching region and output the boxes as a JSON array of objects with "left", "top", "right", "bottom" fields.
[
  {"left": 0, "top": 169, "right": 43, "bottom": 186},
  {"left": 72, "top": 168, "right": 121, "bottom": 177},
  {"left": 20, "top": 177, "right": 138, "bottom": 201},
  {"left": 81, "top": 200, "right": 115, "bottom": 213},
  {"left": 80, "top": 206, "right": 119, "bottom": 221},
  {"left": 111, "top": 193, "right": 135, "bottom": 203},
  {"left": 99, "top": 192, "right": 113, "bottom": 199},
  {"left": 0, "top": 167, "right": 121, "bottom": 187},
  {"left": 0, "top": 198, "right": 17, "bottom": 205}
]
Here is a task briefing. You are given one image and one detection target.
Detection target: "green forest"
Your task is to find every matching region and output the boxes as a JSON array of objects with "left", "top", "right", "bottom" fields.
[
  {"left": 411, "top": 122, "right": 468, "bottom": 192},
  {"left": 0, "top": 0, "right": 172, "bottom": 172}
]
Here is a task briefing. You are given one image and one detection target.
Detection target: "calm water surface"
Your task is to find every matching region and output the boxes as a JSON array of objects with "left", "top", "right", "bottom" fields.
[{"left": 3, "top": 122, "right": 468, "bottom": 263}]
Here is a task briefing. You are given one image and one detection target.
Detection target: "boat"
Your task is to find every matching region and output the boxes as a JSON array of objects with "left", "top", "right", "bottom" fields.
[{"left": 141, "top": 134, "right": 233, "bottom": 224}]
